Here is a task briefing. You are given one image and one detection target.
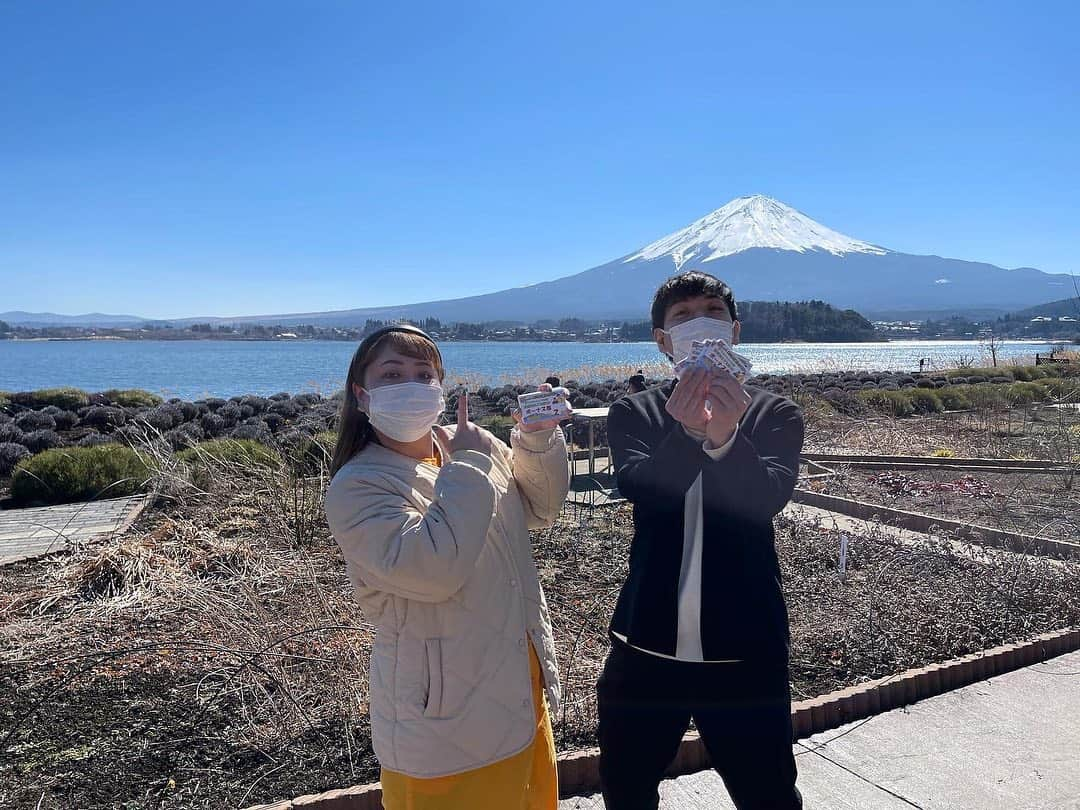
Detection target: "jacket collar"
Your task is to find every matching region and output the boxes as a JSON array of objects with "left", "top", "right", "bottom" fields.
[{"left": 343, "top": 425, "right": 455, "bottom": 476}]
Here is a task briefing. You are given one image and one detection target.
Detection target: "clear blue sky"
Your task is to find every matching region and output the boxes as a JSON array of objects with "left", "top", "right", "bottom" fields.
[{"left": 2, "top": 0, "right": 1077, "bottom": 319}]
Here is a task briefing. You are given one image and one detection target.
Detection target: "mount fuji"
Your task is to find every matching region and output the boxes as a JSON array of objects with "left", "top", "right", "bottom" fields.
[
  {"left": 625, "top": 195, "right": 888, "bottom": 265},
  {"left": 181, "top": 195, "right": 1075, "bottom": 326}
]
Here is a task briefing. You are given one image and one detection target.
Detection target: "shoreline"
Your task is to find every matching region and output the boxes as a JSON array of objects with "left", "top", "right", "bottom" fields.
[
  {"left": 3, "top": 336, "right": 1070, "bottom": 345},
  {"left": 1, "top": 342, "right": 1070, "bottom": 401},
  {"left": 6, "top": 336, "right": 885, "bottom": 345}
]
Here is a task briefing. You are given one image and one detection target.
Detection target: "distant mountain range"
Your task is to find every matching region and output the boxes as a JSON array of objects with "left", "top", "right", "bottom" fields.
[
  {"left": 0, "top": 311, "right": 144, "bottom": 328},
  {"left": 7, "top": 196, "right": 1077, "bottom": 327}
]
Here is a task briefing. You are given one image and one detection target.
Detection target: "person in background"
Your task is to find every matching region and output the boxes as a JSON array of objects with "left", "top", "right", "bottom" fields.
[
  {"left": 544, "top": 375, "right": 561, "bottom": 388},
  {"left": 599, "top": 271, "right": 804, "bottom": 810},
  {"left": 627, "top": 371, "right": 647, "bottom": 395},
  {"left": 324, "top": 324, "right": 570, "bottom": 810}
]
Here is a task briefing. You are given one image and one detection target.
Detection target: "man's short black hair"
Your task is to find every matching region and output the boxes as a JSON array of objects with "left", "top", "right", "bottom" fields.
[{"left": 650, "top": 270, "right": 738, "bottom": 329}]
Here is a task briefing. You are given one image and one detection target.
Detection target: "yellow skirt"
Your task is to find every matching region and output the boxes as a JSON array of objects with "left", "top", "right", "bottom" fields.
[{"left": 380, "top": 642, "right": 558, "bottom": 810}]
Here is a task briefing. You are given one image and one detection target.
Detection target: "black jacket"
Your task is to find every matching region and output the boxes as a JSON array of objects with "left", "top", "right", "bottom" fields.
[{"left": 607, "top": 381, "right": 804, "bottom": 662}]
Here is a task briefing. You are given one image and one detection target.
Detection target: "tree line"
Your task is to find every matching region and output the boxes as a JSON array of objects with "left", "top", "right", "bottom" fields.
[
  {"left": 617, "top": 300, "right": 876, "bottom": 343},
  {"left": 0, "top": 302, "right": 879, "bottom": 343}
]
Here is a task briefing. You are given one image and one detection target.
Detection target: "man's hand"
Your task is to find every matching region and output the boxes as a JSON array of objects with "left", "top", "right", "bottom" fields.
[
  {"left": 666, "top": 367, "right": 710, "bottom": 435},
  {"left": 705, "top": 371, "right": 751, "bottom": 448},
  {"left": 434, "top": 390, "right": 495, "bottom": 456}
]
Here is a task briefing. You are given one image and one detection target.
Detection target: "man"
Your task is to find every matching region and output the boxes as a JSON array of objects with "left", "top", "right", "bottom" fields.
[
  {"left": 599, "top": 270, "right": 804, "bottom": 810},
  {"left": 627, "top": 371, "right": 647, "bottom": 395}
]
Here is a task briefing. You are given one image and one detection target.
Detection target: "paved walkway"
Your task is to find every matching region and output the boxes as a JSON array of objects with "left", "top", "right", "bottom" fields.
[
  {"left": 560, "top": 649, "right": 1080, "bottom": 809},
  {"left": 0, "top": 495, "right": 150, "bottom": 565}
]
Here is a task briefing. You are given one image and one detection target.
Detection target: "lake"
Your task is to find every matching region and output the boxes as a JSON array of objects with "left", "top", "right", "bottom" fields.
[{"left": 0, "top": 339, "right": 1063, "bottom": 400}]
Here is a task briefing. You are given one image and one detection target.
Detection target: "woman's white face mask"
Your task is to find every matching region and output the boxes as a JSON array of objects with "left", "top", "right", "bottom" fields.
[
  {"left": 664, "top": 316, "right": 734, "bottom": 364},
  {"left": 364, "top": 381, "right": 446, "bottom": 443}
]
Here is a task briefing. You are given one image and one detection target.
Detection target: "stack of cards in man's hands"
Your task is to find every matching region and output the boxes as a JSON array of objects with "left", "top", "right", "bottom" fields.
[{"left": 674, "top": 339, "right": 753, "bottom": 380}]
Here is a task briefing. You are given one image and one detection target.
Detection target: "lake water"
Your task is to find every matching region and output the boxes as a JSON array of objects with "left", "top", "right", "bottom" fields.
[{"left": 0, "top": 339, "right": 1062, "bottom": 400}]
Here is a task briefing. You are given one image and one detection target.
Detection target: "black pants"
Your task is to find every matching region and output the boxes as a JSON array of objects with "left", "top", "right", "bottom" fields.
[{"left": 596, "top": 637, "right": 802, "bottom": 810}]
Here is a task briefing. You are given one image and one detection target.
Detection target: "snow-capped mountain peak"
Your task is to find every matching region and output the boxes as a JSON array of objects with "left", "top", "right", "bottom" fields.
[{"left": 625, "top": 195, "right": 888, "bottom": 267}]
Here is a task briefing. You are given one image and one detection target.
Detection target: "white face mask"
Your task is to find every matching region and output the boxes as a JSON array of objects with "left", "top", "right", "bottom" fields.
[
  {"left": 664, "top": 316, "right": 734, "bottom": 364},
  {"left": 365, "top": 382, "right": 446, "bottom": 443}
]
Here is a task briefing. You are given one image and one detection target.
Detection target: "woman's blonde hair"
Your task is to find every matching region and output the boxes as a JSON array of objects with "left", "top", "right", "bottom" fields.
[{"left": 330, "top": 328, "right": 445, "bottom": 478}]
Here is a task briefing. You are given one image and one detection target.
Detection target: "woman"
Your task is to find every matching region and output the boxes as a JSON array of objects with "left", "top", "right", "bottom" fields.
[{"left": 325, "top": 324, "right": 570, "bottom": 810}]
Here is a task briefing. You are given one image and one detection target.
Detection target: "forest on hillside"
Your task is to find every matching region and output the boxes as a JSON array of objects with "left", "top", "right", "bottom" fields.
[
  {"left": 0, "top": 300, "right": 879, "bottom": 344},
  {"left": 614, "top": 300, "right": 876, "bottom": 343}
]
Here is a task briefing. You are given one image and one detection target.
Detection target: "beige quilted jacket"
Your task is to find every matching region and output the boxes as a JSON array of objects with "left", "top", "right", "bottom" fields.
[{"left": 325, "top": 425, "right": 568, "bottom": 778}]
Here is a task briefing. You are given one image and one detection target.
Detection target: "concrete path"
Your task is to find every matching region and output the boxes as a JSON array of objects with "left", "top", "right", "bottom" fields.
[
  {"left": 560, "top": 649, "right": 1080, "bottom": 809},
  {"left": 0, "top": 495, "right": 150, "bottom": 565}
]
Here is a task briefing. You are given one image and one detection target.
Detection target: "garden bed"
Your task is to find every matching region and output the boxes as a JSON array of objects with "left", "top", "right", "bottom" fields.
[
  {"left": 803, "top": 398, "right": 1080, "bottom": 462},
  {"left": 2, "top": 451, "right": 1078, "bottom": 809},
  {"left": 814, "top": 468, "right": 1080, "bottom": 544}
]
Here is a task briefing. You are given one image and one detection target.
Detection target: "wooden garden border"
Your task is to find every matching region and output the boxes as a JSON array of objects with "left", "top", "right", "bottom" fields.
[
  {"left": 801, "top": 452, "right": 1074, "bottom": 475},
  {"left": 790, "top": 488, "right": 1080, "bottom": 559}
]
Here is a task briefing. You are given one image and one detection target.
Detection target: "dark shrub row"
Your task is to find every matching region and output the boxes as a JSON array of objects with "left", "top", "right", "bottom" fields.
[
  {"left": 0, "top": 388, "right": 338, "bottom": 468},
  {"left": 2, "top": 367, "right": 1077, "bottom": 480},
  {"left": 849, "top": 379, "right": 1079, "bottom": 417}
]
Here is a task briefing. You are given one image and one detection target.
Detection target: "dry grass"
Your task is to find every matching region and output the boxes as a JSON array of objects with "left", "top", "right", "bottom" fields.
[
  {"left": 550, "top": 361, "right": 671, "bottom": 385},
  {"left": 444, "top": 360, "right": 671, "bottom": 391},
  {"left": 0, "top": 451, "right": 372, "bottom": 810},
  {"left": 778, "top": 512, "right": 1080, "bottom": 698}
]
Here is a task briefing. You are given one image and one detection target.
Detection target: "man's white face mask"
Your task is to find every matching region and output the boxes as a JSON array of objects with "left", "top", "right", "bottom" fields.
[
  {"left": 365, "top": 381, "right": 446, "bottom": 442},
  {"left": 664, "top": 316, "right": 734, "bottom": 364}
]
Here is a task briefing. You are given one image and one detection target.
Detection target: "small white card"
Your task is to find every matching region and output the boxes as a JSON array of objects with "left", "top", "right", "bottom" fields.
[{"left": 517, "top": 388, "right": 572, "bottom": 425}]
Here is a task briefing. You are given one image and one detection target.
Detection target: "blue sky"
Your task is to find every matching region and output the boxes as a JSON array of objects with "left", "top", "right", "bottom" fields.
[{"left": 2, "top": 0, "right": 1077, "bottom": 319}]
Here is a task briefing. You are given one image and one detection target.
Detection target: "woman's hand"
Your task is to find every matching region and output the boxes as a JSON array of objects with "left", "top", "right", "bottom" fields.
[
  {"left": 434, "top": 390, "right": 495, "bottom": 456},
  {"left": 512, "top": 383, "right": 572, "bottom": 433}
]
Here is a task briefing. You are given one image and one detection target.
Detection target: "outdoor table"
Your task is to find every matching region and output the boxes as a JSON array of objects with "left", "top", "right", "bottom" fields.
[{"left": 571, "top": 407, "right": 611, "bottom": 476}]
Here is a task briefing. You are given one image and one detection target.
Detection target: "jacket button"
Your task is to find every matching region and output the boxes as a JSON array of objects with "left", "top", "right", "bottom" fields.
[{"left": 509, "top": 579, "right": 518, "bottom": 587}]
